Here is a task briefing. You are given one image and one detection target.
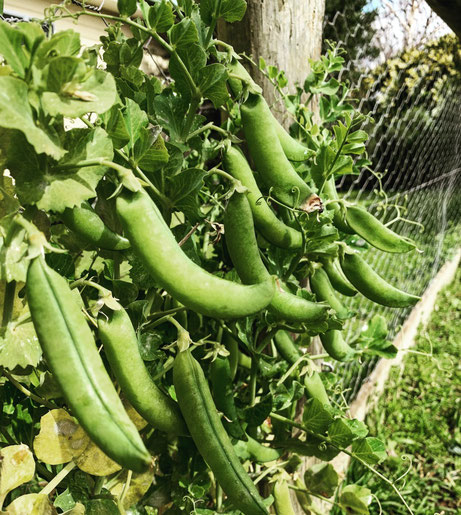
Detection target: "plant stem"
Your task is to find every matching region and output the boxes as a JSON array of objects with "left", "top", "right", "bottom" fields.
[
  {"left": 2, "top": 369, "right": 57, "bottom": 410},
  {"left": 1, "top": 281, "right": 15, "bottom": 331},
  {"left": 40, "top": 461, "right": 76, "bottom": 496},
  {"left": 182, "top": 96, "right": 202, "bottom": 141},
  {"left": 249, "top": 355, "right": 259, "bottom": 406},
  {"left": 186, "top": 122, "right": 229, "bottom": 141}
]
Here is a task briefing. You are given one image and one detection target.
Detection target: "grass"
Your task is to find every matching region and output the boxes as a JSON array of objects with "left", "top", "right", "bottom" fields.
[{"left": 338, "top": 265, "right": 461, "bottom": 514}]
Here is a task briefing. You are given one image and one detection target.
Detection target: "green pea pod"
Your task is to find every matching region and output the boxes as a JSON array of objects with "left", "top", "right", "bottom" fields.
[
  {"left": 210, "top": 356, "right": 245, "bottom": 439},
  {"left": 224, "top": 191, "right": 329, "bottom": 324},
  {"left": 309, "top": 268, "right": 350, "bottom": 320},
  {"left": 345, "top": 205, "right": 416, "bottom": 253},
  {"left": 173, "top": 350, "right": 269, "bottom": 515},
  {"left": 234, "top": 434, "right": 282, "bottom": 463},
  {"left": 222, "top": 330, "right": 239, "bottom": 379},
  {"left": 116, "top": 189, "right": 275, "bottom": 319},
  {"left": 27, "top": 256, "right": 151, "bottom": 472},
  {"left": 340, "top": 252, "right": 420, "bottom": 308},
  {"left": 273, "top": 479, "right": 296, "bottom": 515},
  {"left": 61, "top": 201, "right": 131, "bottom": 251},
  {"left": 241, "top": 93, "right": 313, "bottom": 208},
  {"left": 320, "top": 258, "right": 357, "bottom": 297},
  {"left": 98, "top": 308, "right": 188, "bottom": 436},
  {"left": 274, "top": 331, "right": 330, "bottom": 406},
  {"left": 226, "top": 61, "right": 309, "bottom": 162},
  {"left": 223, "top": 146, "right": 303, "bottom": 249},
  {"left": 322, "top": 178, "right": 354, "bottom": 234},
  {"left": 238, "top": 351, "right": 252, "bottom": 370},
  {"left": 294, "top": 479, "right": 313, "bottom": 514},
  {"left": 319, "top": 330, "right": 355, "bottom": 362}
]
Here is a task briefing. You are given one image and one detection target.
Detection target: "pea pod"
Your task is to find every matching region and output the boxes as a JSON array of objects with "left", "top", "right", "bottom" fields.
[
  {"left": 309, "top": 270, "right": 355, "bottom": 361},
  {"left": 227, "top": 60, "right": 309, "bottom": 162},
  {"left": 27, "top": 256, "right": 151, "bottom": 472},
  {"left": 274, "top": 331, "right": 330, "bottom": 406},
  {"left": 234, "top": 434, "right": 282, "bottom": 463},
  {"left": 210, "top": 356, "right": 245, "bottom": 439},
  {"left": 61, "top": 201, "right": 130, "bottom": 250},
  {"left": 322, "top": 178, "right": 354, "bottom": 234},
  {"left": 273, "top": 479, "right": 296, "bottom": 515},
  {"left": 224, "top": 191, "right": 329, "bottom": 324},
  {"left": 98, "top": 308, "right": 188, "bottom": 436},
  {"left": 116, "top": 189, "right": 275, "bottom": 319},
  {"left": 173, "top": 350, "right": 268, "bottom": 515},
  {"left": 222, "top": 330, "right": 239, "bottom": 379},
  {"left": 345, "top": 205, "right": 416, "bottom": 253},
  {"left": 241, "top": 93, "right": 313, "bottom": 208},
  {"left": 340, "top": 252, "right": 420, "bottom": 308},
  {"left": 320, "top": 258, "right": 357, "bottom": 297},
  {"left": 223, "top": 146, "right": 303, "bottom": 249},
  {"left": 309, "top": 268, "right": 350, "bottom": 320}
]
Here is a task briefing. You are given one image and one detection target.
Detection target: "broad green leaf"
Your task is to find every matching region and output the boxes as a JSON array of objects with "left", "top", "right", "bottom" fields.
[
  {"left": 100, "top": 106, "right": 130, "bottom": 149},
  {"left": 328, "top": 418, "right": 368, "bottom": 448},
  {"left": 302, "top": 398, "right": 334, "bottom": 434},
  {"left": 244, "top": 396, "right": 273, "bottom": 427},
  {"left": 283, "top": 437, "right": 340, "bottom": 461},
  {"left": 41, "top": 66, "right": 117, "bottom": 118},
  {"left": 10, "top": 128, "right": 113, "bottom": 212},
  {"left": 304, "top": 463, "right": 338, "bottom": 498},
  {"left": 0, "top": 308, "right": 41, "bottom": 370},
  {"left": 5, "top": 494, "right": 56, "bottom": 515},
  {"left": 169, "top": 18, "right": 199, "bottom": 49},
  {"left": 53, "top": 489, "right": 76, "bottom": 512},
  {"left": 138, "top": 134, "right": 169, "bottom": 172},
  {"left": 339, "top": 484, "right": 372, "bottom": 515},
  {"left": 331, "top": 154, "right": 354, "bottom": 176},
  {"left": 109, "top": 468, "right": 155, "bottom": 508},
  {"left": 167, "top": 168, "right": 206, "bottom": 205},
  {"left": 0, "top": 77, "right": 64, "bottom": 159},
  {"left": 351, "top": 437, "right": 387, "bottom": 465},
  {"left": 310, "top": 144, "right": 336, "bottom": 186},
  {"left": 198, "top": 64, "right": 229, "bottom": 107},
  {"left": 147, "top": 0, "right": 174, "bottom": 32},
  {"left": 0, "top": 21, "right": 28, "bottom": 77},
  {"left": 0, "top": 224, "right": 29, "bottom": 283},
  {"left": 122, "top": 98, "right": 149, "bottom": 154},
  {"left": 0, "top": 445, "right": 35, "bottom": 506},
  {"left": 169, "top": 43, "right": 207, "bottom": 101},
  {"left": 200, "top": 0, "right": 247, "bottom": 23},
  {"left": 118, "top": 0, "right": 137, "bottom": 17},
  {"left": 153, "top": 92, "right": 190, "bottom": 142},
  {"left": 35, "top": 30, "right": 81, "bottom": 64},
  {"left": 33, "top": 409, "right": 90, "bottom": 465}
]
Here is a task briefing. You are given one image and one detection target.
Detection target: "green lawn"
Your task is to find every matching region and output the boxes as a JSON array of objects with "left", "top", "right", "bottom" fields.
[{"left": 337, "top": 265, "right": 461, "bottom": 514}]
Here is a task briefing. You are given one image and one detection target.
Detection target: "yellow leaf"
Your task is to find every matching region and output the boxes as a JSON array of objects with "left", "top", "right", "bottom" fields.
[
  {"left": 33, "top": 410, "right": 89, "bottom": 465},
  {"left": 123, "top": 399, "right": 148, "bottom": 431},
  {"left": 109, "top": 468, "right": 155, "bottom": 509},
  {"left": 5, "top": 494, "right": 56, "bottom": 514},
  {"left": 0, "top": 445, "right": 35, "bottom": 506},
  {"left": 76, "top": 443, "right": 122, "bottom": 477}
]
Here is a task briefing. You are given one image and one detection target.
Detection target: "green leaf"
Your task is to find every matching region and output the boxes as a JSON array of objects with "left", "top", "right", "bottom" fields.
[
  {"left": 9, "top": 128, "right": 113, "bottom": 212},
  {"left": 303, "top": 398, "right": 334, "bottom": 434},
  {"left": 153, "top": 91, "right": 190, "bottom": 142},
  {"left": 146, "top": 0, "right": 175, "bottom": 32},
  {"left": 244, "top": 395, "right": 272, "bottom": 427},
  {"left": 0, "top": 77, "right": 64, "bottom": 159},
  {"left": 328, "top": 418, "right": 368, "bottom": 448},
  {"left": 0, "top": 314, "right": 41, "bottom": 370},
  {"left": 304, "top": 463, "right": 338, "bottom": 498},
  {"left": 355, "top": 315, "right": 396, "bottom": 358},
  {"left": 0, "top": 224, "right": 29, "bottom": 283},
  {"left": 339, "top": 484, "right": 372, "bottom": 514},
  {"left": 167, "top": 168, "right": 206, "bottom": 205},
  {"left": 198, "top": 63, "right": 229, "bottom": 107},
  {"left": 122, "top": 98, "right": 149, "bottom": 154},
  {"left": 41, "top": 62, "right": 117, "bottom": 118},
  {"left": 169, "top": 43, "right": 207, "bottom": 101},
  {"left": 200, "top": 0, "right": 247, "bottom": 23},
  {"left": 118, "top": 0, "right": 137, "bottom": 17},
  {"left": 170, "top": 18, "right": 199, "bottom": 49},
  {"left": 352, "top": 437, "right": 387, "bottom": 465},
  {"left": 35, "top": 29, "right": 81, "bottom": 64},
  {"left": 54, "top": 488, "right": 76, "bottom": 512},
  {"left": 138, "top": 134, "right": 169, "bottom": 172},
  {"left": 0, "top": 21, "right": 28, "bottom": 77}
]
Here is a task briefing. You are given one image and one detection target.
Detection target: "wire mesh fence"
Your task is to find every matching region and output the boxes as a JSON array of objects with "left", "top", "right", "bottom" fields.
[{"left": 324, "top": 0, "right": 461, "bottom": 402}]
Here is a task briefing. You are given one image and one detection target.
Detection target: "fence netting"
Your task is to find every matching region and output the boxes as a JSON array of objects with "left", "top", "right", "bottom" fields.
[{"left": 324, "top": 0, "right": 461, "bottom": 402}]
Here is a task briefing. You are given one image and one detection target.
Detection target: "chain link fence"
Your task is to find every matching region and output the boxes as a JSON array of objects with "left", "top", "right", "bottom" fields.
[{"left": 324, "top": 0, "right": 461, "bottom": 402}]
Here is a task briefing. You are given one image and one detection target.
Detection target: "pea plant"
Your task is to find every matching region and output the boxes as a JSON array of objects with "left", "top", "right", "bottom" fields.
[{"left": 0, "top": 1, "right": 418, "bottom": 514}]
